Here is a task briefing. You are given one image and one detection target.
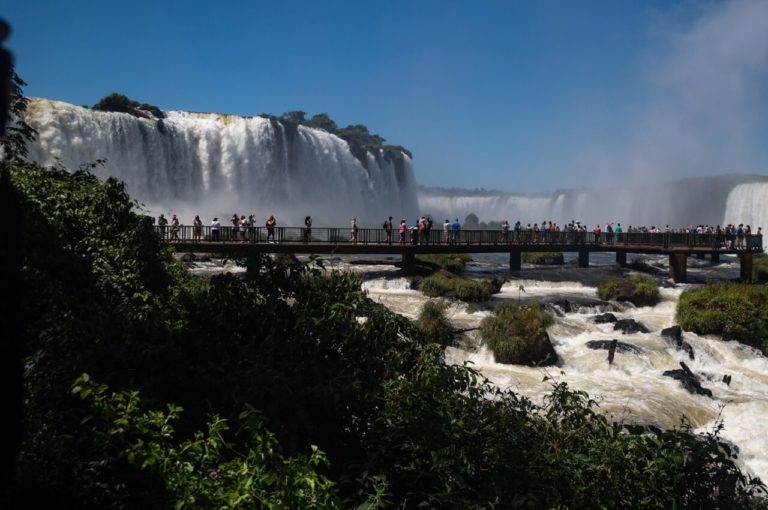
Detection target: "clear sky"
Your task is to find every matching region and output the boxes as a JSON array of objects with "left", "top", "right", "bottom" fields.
[{"left": 4, "top": 0, "right": 768, "bottom": 193}]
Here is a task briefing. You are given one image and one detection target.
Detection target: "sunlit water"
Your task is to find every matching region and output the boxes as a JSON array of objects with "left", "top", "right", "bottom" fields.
[
  {"left": 187, "top": 252, "right": 767, "bottom": 481},
  {"left": 354, "top": 253, "right": 768, "bottom": 482}
]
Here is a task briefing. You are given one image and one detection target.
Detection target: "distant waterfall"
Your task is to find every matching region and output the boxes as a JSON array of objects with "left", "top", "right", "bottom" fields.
[
  {"left": 23, "top": 99, "right": 419, "bottom": 226},
  {"left": 420, "top": 175, "right": 768, "bottom": 231},
  {"left": 724, "top": 183, "right": 768, "bottom": 247}
]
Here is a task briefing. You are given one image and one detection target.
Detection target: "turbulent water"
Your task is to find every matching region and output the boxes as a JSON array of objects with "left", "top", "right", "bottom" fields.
[
  {"left": 354, "top": 255, "right": 768, "bottom": 482},
  {"left": 22, "top": 99, "right": 419, "bottom": 226},
  {"left": 724, "top": 182, "right": 768, "bottom": 235}
]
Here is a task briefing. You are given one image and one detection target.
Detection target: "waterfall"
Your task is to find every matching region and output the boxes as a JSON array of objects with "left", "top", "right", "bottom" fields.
[
  {"left": 22, "top": 98, "right": 419, "bottom": 226},
  {"left": 420, "top": 174, "right": 768, "bottom": 230},
  {"left": 724, "top": 183, "right": 768, "bottom": 248}
]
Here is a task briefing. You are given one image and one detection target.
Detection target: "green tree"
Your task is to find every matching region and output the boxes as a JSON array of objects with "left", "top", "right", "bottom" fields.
[{"left": 0, "top": 68, "right": 37, "bottom": 162}]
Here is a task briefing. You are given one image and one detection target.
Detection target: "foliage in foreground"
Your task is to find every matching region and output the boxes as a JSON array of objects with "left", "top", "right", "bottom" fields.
[
  {"left": 4, "top": 162, "right": 767, "bottom": 508},
  {"left": 597, "top": 273, "right": 660, "bottom": 307},
  {"left": 416, "top": 253, "right": 471, "bottom": 273},
  {"left": 523, "top": 251, "right": 565, "bottom": 265},
  {"left": 480, "top": 303, "right": 557, "bottom": 365},
  {"left": 677, "top": 282, "right": 768, "bottom": 355}
]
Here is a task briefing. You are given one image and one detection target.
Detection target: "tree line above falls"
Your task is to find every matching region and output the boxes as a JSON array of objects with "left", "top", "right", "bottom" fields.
[{"left": 90, "top": 93, "right": 412, "bottom": 168}]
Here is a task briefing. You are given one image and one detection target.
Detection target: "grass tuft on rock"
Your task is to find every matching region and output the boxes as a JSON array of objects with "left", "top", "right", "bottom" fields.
[
  {"left": 597, "top": 274, "right": 660, "bottom": 307},
  {"left": 418, "top": 272, "right": 499, "bottom": 302},
  {"left": 480, "top": 304, "right": 556, "bottom": 365},
  {"left": 523, "top": 252, "right": 565, "bottom": 265},
  {"left": 416, "top": 300, "right": 454, "bottom": 346},
  {"left": 677, "top": 283, "right": 768, "bottom": 355}
]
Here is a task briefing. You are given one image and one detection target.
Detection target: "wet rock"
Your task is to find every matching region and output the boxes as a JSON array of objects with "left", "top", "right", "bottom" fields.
[
  {"left": 179, "top": 252, "right": 197, "bottom": 262},
  {"left": 542, "top": 296, "right": 614, "bottom": 315},
  {"left": 660, "top": 325, "right": 694, "bottom": 360},
  {"left": 586, "top": 339, "right": 643, "bottom": 354},
  {"left": 613, "top": 319, "right": 650, "bottom": 334},
  {"left": 663, "top": 362, "right": 712, "bottom": 397},
  {"left": 660, "top": 325, "right": 682, "bottom": 343},
  {"left": 592, "top": 313, "right": 617, "bottom": 324}
]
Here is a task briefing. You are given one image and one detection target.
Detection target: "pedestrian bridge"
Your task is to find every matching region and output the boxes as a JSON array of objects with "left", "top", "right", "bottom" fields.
[{"left": 158, "top": 225, "right": 763, "bottom": 283}]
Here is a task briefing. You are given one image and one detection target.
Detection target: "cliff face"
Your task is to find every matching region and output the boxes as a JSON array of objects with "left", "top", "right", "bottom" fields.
[{"left": 23, "top": 98, "right": 418, "bottom": 225}]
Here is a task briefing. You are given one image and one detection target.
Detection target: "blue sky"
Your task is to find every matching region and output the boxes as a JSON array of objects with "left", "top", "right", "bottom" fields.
[{"left": 5, "top": 0, "right": 768, "bottom": 192}]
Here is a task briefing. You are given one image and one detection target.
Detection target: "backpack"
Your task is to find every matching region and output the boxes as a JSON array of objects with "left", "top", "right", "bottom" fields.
[{"left": 383, "top": 221, "right": 389, "bottom": 229}]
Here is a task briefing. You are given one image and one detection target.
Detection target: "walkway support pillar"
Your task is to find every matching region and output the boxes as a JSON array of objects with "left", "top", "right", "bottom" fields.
[
  {"left": 696, "top": 253, "right": 706, "bottom": 260},
  {"left": 669, "top": 253, "right": 687, "bottom": 283},
  {"left": 509, "top": 249, "right": 521, "bottom": 272},
  {"left": 578, "top": 248, "right": 589, "bottom": 268},
  {"left": 711, "top": 252, "right": 720, "bottom": 263},
  {"left": 616, "top": 251, "right": 627, "bottom": 267},
  {"left": 739, "top": 253, "right": 753, "bottom": 282},
  {"left": 401, "top": 251, "right": 416, "bottom": 276}
]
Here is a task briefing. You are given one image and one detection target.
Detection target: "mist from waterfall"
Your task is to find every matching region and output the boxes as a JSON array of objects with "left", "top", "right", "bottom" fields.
[{"left": 23, "top": 99, "right": 419, "bottom": 226}]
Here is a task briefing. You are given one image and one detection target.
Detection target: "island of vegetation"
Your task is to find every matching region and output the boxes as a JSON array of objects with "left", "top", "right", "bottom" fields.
[
  {"left": 480, "top": 303, "right": 558, "bottom": 365},
  {"left": 677, "top": 283, "right": 768, "bottom": 355},
  {"left": 597, "top": 273, "right": 661, "bottom": 307},
  {"left": 1, "top": 75, "right": 765, "bottom": 508},
  {"left": 523, "top": 251, "right": 565, "bottom": 265}
]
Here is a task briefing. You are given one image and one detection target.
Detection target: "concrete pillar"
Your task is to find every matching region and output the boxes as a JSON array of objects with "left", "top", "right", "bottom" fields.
[
  {"left": 739, "top": 253, "right": 753, "bottom": 283},
  {"left": 578, "top": 248, "right": 589, "bottom": 268},
  {"left": 696, "top": 253, "right": 706, "bottom": 260},
  {"left": 401, "top": 251, "right": 416, "bottom": 276},
  {"left": 616, "top": 251, "right": 627, "bottom": 267},
  {"left": 509, "top": 249, "right": 521, "bottom": 272},
  {"left": 711, "top": 252, "right": 720, "bottom": 263},
  {"left": 669, "top": 253, "right": 687, "bottom": 283}
]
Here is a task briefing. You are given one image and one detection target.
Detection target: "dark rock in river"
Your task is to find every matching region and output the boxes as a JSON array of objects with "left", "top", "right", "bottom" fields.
[
  {"left": 663, "top": 362, "right": 712, "bottom": 397},
  {"left": 592, "top": 313, "right": 617, "bottom": 324},
  {"left": 586, "top": 339, "right": 643, "bottom": 354},
  {"left": 660, "top": 325, "right": 682, "bottom": 343},
  {"left": 613, "top": 319, "right": 650, "bottom": 334},
  {"left": 660, "top": 325, "right": 694, "bottom": 360},
  {"left": 541, "top": 296, "right": 614, "bottom": 315}
]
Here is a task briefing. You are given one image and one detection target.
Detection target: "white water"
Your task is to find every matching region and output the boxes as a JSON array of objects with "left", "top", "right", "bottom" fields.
[
  {"left": 724, "top": 182, "right": 768, "bottom": 248},
  {"left": 361, "top": 268, "right": 768, "bottom": 482},
  {"left": 22, "top": 99, "right": 419, "bottom": 226},
  {"left": 420, "top": 179, "right": 768, "bottom": 234}
]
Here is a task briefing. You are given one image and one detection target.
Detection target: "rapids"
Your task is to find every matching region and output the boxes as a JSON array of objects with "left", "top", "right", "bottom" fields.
[{"left": 356, "top": 255, "right": 768, "bottom": 482}]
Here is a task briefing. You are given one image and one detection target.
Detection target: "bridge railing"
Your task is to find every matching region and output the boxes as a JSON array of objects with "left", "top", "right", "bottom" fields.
[{"left": 154, "top": 225, "right": 763, "bottom": 252}]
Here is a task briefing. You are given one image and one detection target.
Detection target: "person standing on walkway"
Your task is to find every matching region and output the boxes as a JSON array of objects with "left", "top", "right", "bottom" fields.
[
  {"left": 211, "top": 217, "right": 221, "bottom": 242},
  {"left": 265, "top": 215, "right": 277, "bottom": 243},
  {"left": 170, "top": 214, "right": 180, "bottom": 241},
  {"left": 193, "top": 215, "right": 202, "bottom": 241},
  {"left": 399, "top": 219, "right": 407, "bottom": 244},
  {"left": 157, "top": 214, "right": 168, "bottom": 239},
  {"left": 350, "top": 217, "right": 358, "bottom": 244},
  {"left": 304, "top": 216, "right": 312, "bottom": 243},
  {"left": 452, "top": 218, "right": 461, "bottom": 244},
  {"left": 384, "top": 216, "right": 393, "bottom": 244}
]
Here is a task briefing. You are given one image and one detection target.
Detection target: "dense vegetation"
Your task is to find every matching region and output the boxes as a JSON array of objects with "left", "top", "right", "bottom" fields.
[
  {"left": 2, "top": 162, "right": 766, "bottom": 507},
  {"left": 597, "top": 274, "right": 661, "bottom": 307},
  {"left": 418, "top": 271, "right": 499, "bottom": 302},
  {"left": 480, "top": 304, "right": 557, "bottom": 365},
  {"left": 270, "top": 110, "right": 411, "bottom": 167},
  {"left": 92, "top": 93, "right": 165, "bottom": 119},
  {"left": 677, "top": 283, "right": 768, "bottom": 355},
  {"left": 415, "top": 300, "right": 455, "bottom": 347},
  {"left": 523, "top": 251, "right": 565, "bottom": 265}
]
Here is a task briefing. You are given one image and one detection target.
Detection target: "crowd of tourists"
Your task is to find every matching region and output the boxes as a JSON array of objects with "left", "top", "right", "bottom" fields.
[{"left": 154, "top": 213, "right": 761, "bottom": 250}]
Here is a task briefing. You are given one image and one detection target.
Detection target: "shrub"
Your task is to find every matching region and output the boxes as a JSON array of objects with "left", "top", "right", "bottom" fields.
[
  {"left": 677, "top": 283, "right": 768, "bottom": 354},
  {"left": 480, "top": 304, "right": 556, "bottom": 365},
  {"left": 523, "top": 252, "right": 565, "bottom": 265},
  {"left": 416, "top": 300, "right": 454, "bottom": 346},
  {"left": 597, "top": 274, "right": 660, "bottom": 307},
  {"left": 93, "top": 92, "right": 165, "bottom": 119},
  {"left": 418, "top": 273, "right": 496, "bottom": 302}
]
